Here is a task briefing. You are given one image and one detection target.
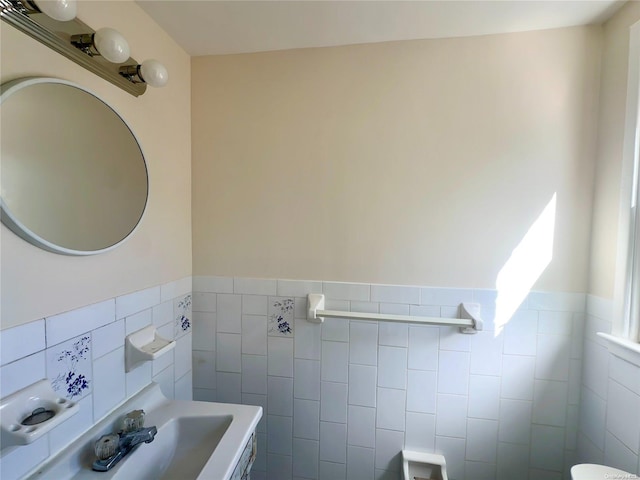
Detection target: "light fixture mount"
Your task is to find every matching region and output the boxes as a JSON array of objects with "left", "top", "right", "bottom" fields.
[{"left": 0, "top": 0, "right": 147, "bottom": 96}]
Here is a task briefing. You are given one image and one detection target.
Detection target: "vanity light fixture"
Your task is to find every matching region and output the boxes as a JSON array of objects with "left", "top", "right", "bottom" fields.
[{"left": 0, "top": 0, "right": 168, "bottom": 96}]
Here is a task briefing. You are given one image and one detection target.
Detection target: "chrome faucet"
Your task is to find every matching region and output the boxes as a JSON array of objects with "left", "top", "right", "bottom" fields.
[{"left": 92, "top": 422, "right": 157, "bottom": 471}]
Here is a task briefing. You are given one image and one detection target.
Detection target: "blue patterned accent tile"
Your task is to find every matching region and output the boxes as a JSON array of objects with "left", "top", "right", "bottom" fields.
[
  {"left": 174, "top": 294, "right": 192, "bottom": 338},
  {"left": 268, "top": 297, "right": 294, "bottom": 337},
  {"left": 46, "top": 334, "right": 92, "bottom": 400}
]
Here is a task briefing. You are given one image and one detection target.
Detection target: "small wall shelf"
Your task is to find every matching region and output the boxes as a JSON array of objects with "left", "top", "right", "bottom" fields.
[{"left": 125, "top": 325, "right": 175, "bottom": 372}]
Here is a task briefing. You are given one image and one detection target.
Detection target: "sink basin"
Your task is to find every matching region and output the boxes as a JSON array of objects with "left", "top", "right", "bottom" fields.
[{"left": 28, "top": 383, "right": 262, "bottom": 480}]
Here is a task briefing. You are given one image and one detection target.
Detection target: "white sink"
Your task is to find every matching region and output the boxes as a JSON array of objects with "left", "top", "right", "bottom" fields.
[{"left": 28, "top": 383, "right": 262, "bottom": 480}]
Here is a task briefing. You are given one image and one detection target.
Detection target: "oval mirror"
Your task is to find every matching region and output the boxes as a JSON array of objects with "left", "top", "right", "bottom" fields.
[{"left": 0, "top": 78, "right": 148, "bottom": 255}]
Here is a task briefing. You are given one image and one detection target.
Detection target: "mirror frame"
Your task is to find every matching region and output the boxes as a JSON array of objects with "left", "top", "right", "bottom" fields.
[{"left": 0, "top": 77, "right": 149, "bottom": 255}]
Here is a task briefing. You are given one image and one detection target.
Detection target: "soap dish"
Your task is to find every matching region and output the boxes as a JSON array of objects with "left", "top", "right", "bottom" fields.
[
  {"left": 125, "top": 325, "right": 175, "bottom": 372},
  {"left": 0, "top": 379, "right": 79, "bottom": 452}
]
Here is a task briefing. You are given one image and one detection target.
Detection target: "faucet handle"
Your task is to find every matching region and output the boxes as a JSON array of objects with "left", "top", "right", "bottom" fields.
[
  {"left": 95, "top": 434, "right": 119, "bottom": 460},
  {"left": 120, "top": 409, "right": 145, "bottom": 433}
]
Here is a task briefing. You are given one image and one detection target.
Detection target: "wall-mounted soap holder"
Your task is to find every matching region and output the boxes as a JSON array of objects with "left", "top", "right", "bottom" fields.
[
  {"left": 0, "top": 379, "right": 79, "bottom": 453},
  {"left": 125, "top": 325, "right": 175, "bottom": 372}
]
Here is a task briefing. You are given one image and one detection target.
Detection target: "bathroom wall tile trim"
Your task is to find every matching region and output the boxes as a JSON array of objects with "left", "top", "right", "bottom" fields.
[
  {"left": 192, "top": 275, "right": 589, "bottom": 480},
  {"left": 0, "top": 276, "right": 193, "bottom": 480}
]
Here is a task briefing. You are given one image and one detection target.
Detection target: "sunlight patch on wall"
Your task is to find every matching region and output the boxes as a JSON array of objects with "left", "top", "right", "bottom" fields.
[{"left": 494, "top": 193, "right": 557, "bottom": 336}]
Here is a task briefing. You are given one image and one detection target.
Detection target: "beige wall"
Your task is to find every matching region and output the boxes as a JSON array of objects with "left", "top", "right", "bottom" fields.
[
  {"left": 0, "top": 1, "right": 192, "bottom": 329},
  {"left": 588, "top": 1, "right": 640, "bottom": 299},
  {"left": 192, "top": 26, "right": 601, "bottom": 292}
]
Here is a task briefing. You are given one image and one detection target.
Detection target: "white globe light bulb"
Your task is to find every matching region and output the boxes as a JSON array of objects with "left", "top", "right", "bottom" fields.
[
  {"left": 33, "top": 0, "right": 77, "bottom": 21},
  {"left": 140, "top": 59, "right": 168, "bottom": 88},
  {"left": 93, "top": 28, "right": 130, "bottom": 64}
]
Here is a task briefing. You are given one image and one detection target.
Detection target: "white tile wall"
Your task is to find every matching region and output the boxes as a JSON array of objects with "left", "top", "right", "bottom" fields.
[
  {"left": 192, "top": 276, "right": 591, "bottom": 480},
  {"left": 0, "top": 280, "right": 193, "bottom": 479},
  {"left": 577, "top": 295, "right": 640, "bottom": 476}
]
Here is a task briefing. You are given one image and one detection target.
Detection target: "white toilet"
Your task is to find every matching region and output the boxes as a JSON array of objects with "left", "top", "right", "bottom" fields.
[{"left": 571, "top": 463, "right": 636, "bottom": 479}]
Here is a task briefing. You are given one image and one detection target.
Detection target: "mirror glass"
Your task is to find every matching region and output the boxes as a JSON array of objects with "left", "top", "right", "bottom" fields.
[{"left": 0, "top": 78, "right": 148, "bottom": 255}]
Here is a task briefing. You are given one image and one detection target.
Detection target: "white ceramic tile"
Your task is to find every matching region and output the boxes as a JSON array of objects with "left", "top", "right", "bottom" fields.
[
  {"left": 192, "top": 349, "right": 216, "bottom": 389},
  {"left": 606, "top": 379, "right": 640, "bottom": 453},
  {"left": 192, "top": 312, "right": 216, "bottom": 351},
  {"left": 405, "top": 412, "right": 436, "bottom": 452},
  {"left": 152, "top": 300, "right": 174, "bottom": 329},
  {"left": 1, "top": 351, "right": 46, "bottom": 398},
  {"left": 319, "top": 461, "right": 346, "bottom": 480},
  {"left": 47, "top": 334, "right": 92, "bottom": 400},
  {"left": 125, "top": 308, "right": 153, "bottom": 335},
  {"left": 192, "top": 292, "right": 217, "bottom": 313},
  {"left": 528, "top": 291, "right": 586, "bottom": 312},
  {"left": 242, "top": 295, "right": 268, "bottom": 315},
  {"left": 530, "top": 425, "right": 565, "bottom": 471},
  {"left": 349, "top": 321, "right": 378, "bottom": 366},
  {"left": 242, "top": 393, "right": 267, "bottom": 433},
  {"left": 267, "top": 453, "right": 292, "bottom": 479},
  {"left": 503, "top": 310, "right": 538, "bottom": 356},
  {"left": 254, "top": 432, "right": 267, "bottom": 472},
  {"left": 294, "top": 398, "right": 320, "bottom": 440},
  {"left": 48, "top": 393, "right": 94, "bottom": 452},
  {"left": 242, "top": 354, "right": 268, "bottom": 394},
  {"left": 582, "top": 340, "right": 610, "bottom": 400},
  {"left": 268, "top": 376, "right": 294, "bottom": 416},
  {"left": 268, "top": 415, "right": 293, "bottom": 455},
  {"left": 115, "top": 286, "right": 160, "bottom": 320},
  {"left": 374, "top": 428, "right": 404, "bottom": 471},
  {"left": 350, "top": 302, "right": 379, "bottom": 314},
  {"left": 406, "top": 370, "right": 437, "bottom": 413},
  {"left": 321, "top": 381, "right": 348, "bottom": 423},
  {"left": 242, "top": 315, "right": 267, "bottom": 355},
  {"left": 174, "top": 333, "right": 192, "bottom": 379},
  {"left": 153, "top": 323, "right": 175, "bottom": 376},
  {"left": 193, "top": 388, "right": 216, "bottom": 402},
  {"left": 90, "top": 319, "right": 124, "bottom": 361},
  {"left": 469, "top": 330, "right": 503, "bottom": 376},
  {"left": 193, "top": 275, "right": 233, "bottom": 293},
  {"left": 472, "top": 289, "right": 498, "bottom": 307},
  {"left": 537, "top": 310, "right": 573, "bottom": 335},
  {"left": 321, "top": 341, "right": 349, "bottom": 383},
  {"left": 498, "top": 398, "right": 532, "bottom": 445},
  {"left": 323, "top": 282, "right": 370, "bottom": 301},
  {"left": 347, "top": 445, "right": 375, "bottom": 480},
  {"left": 376, "top": 388, "right": 405, "bottom": 431},
  {"left": 377, "top": 319, "right": 408, "bottom": 348},
  {"left": 294, "top": 359, "right": 321, "bottom": 400},
  {"left": 501, "top": 354, "right": 535, "bottom": 400},
  {"left": 160, "top": 277, "right": 191, "bottom": 303},
  {"left": 586, "top": 295, "right": 613, "bottom": 321},
  {"left": 371, "top": 284, "right": 420, "bottom": 304},
  {"left": 466, "top": 418, "right": 498, "bottom": 463},
  {"left": 437, "top": 350, "right": 469, "bottom": 395},
  {"left": 0, "top": 319, "right": 45, "bottom": 366},
  {"left": 321, "top": 316, "right": 350, "bottom": 342},
  {"left": 535, "top": 334, "right": 570, "bottom": 381},
  {"left": 347, "top": 405, "right": 376, "bottom": 448},
  {"left": 407, "top": 326, "right": 438, "bottom": 370},
  {"left": 174, "top": 371, "right": 193, "bottom": 400},
  {"left": 609, "top": 355, "right": 640, "bottom": 395},
  {"left": 294, "top": 318, "right": 321, "bottom": 360},
  {"left": 497, "top": 442, "right": 530, "bottom": 480},
  {"left": 409, "top": 305, "right": 440, "bottom": 317},
  {"left": 278, "top": 279, "right": 323, "bottom": 298},
  {"left": 434, "top": 436, "right": 466, "bottom": 480},
  {"left": 46, "top": 299, "right": 114, "bottom": 347},
  {"left": 217, "top": 333, "right": 241, "bottom": 373},
  {"left": 604, "top": 431, "right": 640, "bottom": 475},
  {"left": 293, "top": 438, "right": 320, "bottom": 479},
  {"left": 420, "top": 287, "right": 474, "bottom": 306},
  {"left": 150, "top": 365, "right": 173, "bottom": 401},
  {"left": 234, "top": 277, "right": 277, "bottom": 296},
  {"left": 435, "top": 393, "right": 467, "bottom": 437},
  {"left": 320, "top": 421, "right": 347, "bottom": 463},
  {"left": 377, "top": 346, "right": 407, "bottom": 389},
  {"left": 468, "top": 374, "right": 500, "bottom": 420},
  {"left": 532, "top": 379, "right": 568, "bottom": 427},
  {"left": 216, "top": 372, "right": 241, "bottom": 404},
  {"left": 92, "top": 347, "right": 125, "bottom": 419},
  {"left": 294, "top": 297, "right": 307, "bottom": 319},
  {"left": 268, "top": 336, "right": 294, "bottom": 377},
  {"left": 0, "top": 434, "right": 49, "bottom": 479},
  {"left": 173, "top": 294, "right": 193, "bottom": 339},
  {"left": 217, "top": 294, "right": 242, "bottom": 333},
  {"left": 268, "top": 297, "right": 295, "bottom": 337},
  {"left": 348, "top": 364, "right": 377, "bottom": 408}
]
